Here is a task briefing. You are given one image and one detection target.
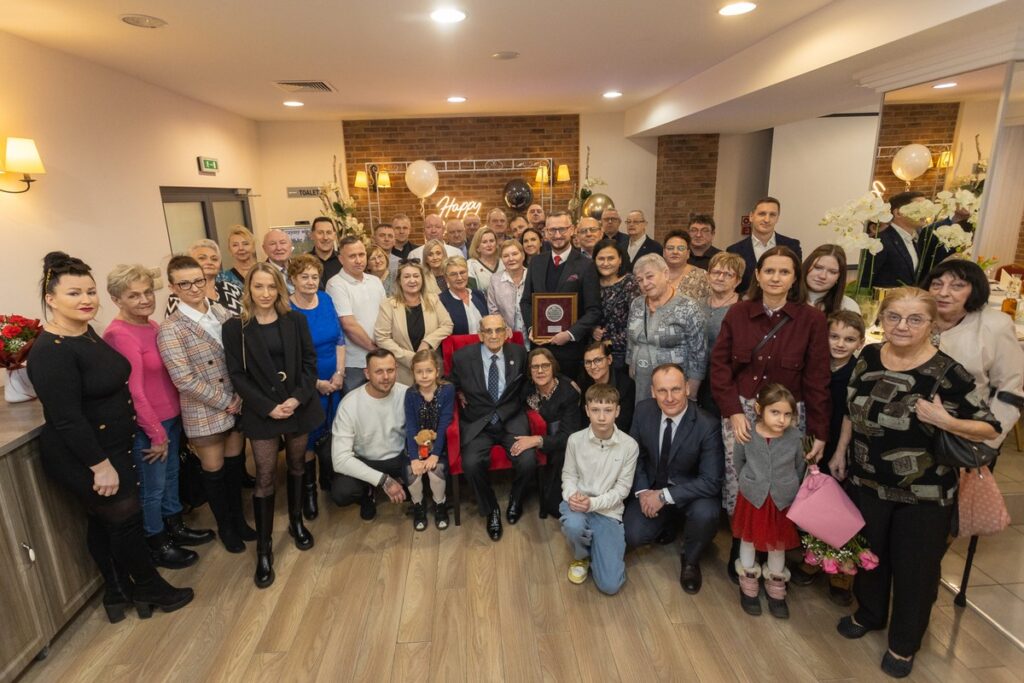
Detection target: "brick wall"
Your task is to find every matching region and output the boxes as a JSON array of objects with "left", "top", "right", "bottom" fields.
[
  {"left": 874, "top": 103, "right": 960, "bottom": 199},
  {"left": 654, "top": 134, "right": 720, "bottom": 241},
  {"left": 343, "top": 115, "right": 578, "bottom": 241}
]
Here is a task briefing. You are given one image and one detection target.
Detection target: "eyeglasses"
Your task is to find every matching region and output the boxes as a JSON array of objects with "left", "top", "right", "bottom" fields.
[
  {"left": 624, "top": 220, "right": 646, "bottom": 225},
  {"left": 881, "top": 312, "right": 931, "bottom": 328},
  {"left": 530, "top": 362, "right": 553, "bottom": 371},
  {"left": 174, "top": 278, "right": 207, "bottom": 290},
  {"left": 582, "top": 358, "right": 608, "bottom": 368},
  {"left": 709, "top": 269, "right": 737, "bottom": 279},
  {"left": 481, "top": 327, "right": 507, "bottom": 336},
  {"left": 664, "top": 245, "right": 688, "bottom": 253},
  {"left": 689, "top": 227, "right": 713, "bottom": 235},
  {"left": 602, "top": 216, "right": 620, "bottom": 222},
  {"left": 578, "top": 228, "right": 601, "bottom": 235},
  {"left": 546, "top": 227, "right": 570, "bottom": 235}
]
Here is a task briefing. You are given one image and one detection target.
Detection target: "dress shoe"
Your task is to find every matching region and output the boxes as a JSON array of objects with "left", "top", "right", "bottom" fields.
[
  {"left": 506, "top": 499, "right": 523, "bottom": 525},
  {"left": 146, "top": 531, "right": 199, "bottom": 569},
  {"left": 360, "top": 487, "right": 377, "bottom": 521},
  {"left": 680, "top": 562, "right": 702, "bottom": 594},
  {"left": 487, "top": 509, "right": 503, "bottom": 541},
  {"left": 163, "top": 513, "right": 215, "bottom": 546}
]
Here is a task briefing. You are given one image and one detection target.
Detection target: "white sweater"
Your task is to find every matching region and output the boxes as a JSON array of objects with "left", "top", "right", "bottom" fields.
[
  {"left": 561, "top": 426, "right": 639, "bottom": 521},
  {"left": 331, "top": 383, "right": 408, "bottom": 485}
]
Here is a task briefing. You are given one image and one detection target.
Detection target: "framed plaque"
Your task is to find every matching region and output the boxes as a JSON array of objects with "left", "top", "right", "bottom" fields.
[{"left": 532, "top": 293, "right": 578, "bottom": 343}]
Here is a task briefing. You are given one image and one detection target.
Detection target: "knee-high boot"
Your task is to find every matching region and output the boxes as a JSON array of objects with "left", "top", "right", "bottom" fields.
[
  {"left": 86, "top": 516, "right": 132, "bottom": 623},
  {"left": 287, "top": 473, "right": 315, "bottom": 550},
  {"left": 200, "top": 468, "right": 245, "bottom": 553},
  {"left": 302, "top": 459, "right": 319, "bottom": 520},
  {"left": 253, "top": 494, "right": 275, "bottom": 588},
  {"left": 106, "top": 512, "right": 193, "bottom": 618},
  {"left": 224, "top": 456, "right": 257, "bottom": 541}
]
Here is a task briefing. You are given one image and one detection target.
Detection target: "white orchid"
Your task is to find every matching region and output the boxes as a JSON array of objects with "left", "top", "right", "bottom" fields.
[{"left": 933, "top": 223, "right": 973, "bottom": 252}]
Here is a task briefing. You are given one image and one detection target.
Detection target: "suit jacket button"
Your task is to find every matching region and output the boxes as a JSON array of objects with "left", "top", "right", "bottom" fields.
[
  {"left": 218, "top": 378, "right": 224, "bottom": 383},
  {"left": 208, "top": 360, "right": 214, "bottom": 365}
]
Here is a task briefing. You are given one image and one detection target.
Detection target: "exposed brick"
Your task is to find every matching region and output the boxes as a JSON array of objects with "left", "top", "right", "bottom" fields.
[
  {"left": 654, "top": 134, "right": 720, "bottom": 241},
  {"left": 874, "top": 103, "right": 959, "bottom": 200}
]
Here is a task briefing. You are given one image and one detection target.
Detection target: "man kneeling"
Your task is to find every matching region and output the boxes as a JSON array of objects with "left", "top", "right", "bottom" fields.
[{"left": 560, "top": 384, "right": 639, "bottom": 594}]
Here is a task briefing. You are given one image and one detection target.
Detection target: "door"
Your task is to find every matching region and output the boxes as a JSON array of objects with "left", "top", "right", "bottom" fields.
[{"left": 160, "top": 187, "right": 252, "bottom": 267}]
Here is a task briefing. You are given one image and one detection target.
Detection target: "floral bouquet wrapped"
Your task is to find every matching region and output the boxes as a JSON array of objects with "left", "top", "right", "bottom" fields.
[
  {"left": 802, "top": 533, "right": 879, "bottom": 576},
  {"left": 1, "top": 314, "right": 43, "bottom": 370}
]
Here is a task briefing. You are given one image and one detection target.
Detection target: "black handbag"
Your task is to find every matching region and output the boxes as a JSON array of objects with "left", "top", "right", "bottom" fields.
[{"left": 929, "top": 362, "right": 998, "bottom": 469}]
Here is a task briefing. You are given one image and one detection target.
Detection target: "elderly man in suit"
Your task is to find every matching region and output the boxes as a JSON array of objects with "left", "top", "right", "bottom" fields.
[
  {"left": 449, "top": 314, "right": 534, "bottom": 541},
  {"left": 624, "top": 363, "right": 723, "bottom": 595},
  {"left": 519, "top": 210, "right": 602, "bottom": 380},
  {"left": 601, "top": 208, "right": 630, "bottom": 250},
  {"left": 727, "top": 197, "right": 802, "bottom": 293},
  {"left": 624, "top": 210, "right": 662, "bottom": 271},
  {"left": 860, "top": 191, "right": 928, "bottom": 288}
]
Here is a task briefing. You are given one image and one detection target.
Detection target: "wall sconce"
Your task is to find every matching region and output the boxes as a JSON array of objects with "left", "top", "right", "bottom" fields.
[
  {"left": 0, "top": 137, "right": 46, "bottom": 194},
  {"left": 376, "top": 171, "right": 391, "bottom": 189},
  {"left": 556, "top": 164, "right": 570, "bottom": 182},
  {"left": 936, "top": 151, "right": 953, "bottom": 169},
  {"left": 354, "top": 171, "right": 369, "bottom": 189},
  {"left": 535, "top": 165, "right": 549, "bottom": 184}
]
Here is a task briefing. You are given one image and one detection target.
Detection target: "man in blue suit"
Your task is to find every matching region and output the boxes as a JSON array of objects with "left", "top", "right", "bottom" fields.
[
  {"left": 623, "top": 363, "right": 723, "bottom": 595},
  {"left": 860, "top": 191, "right": 927, "bottom": 288},
  {"left": 726, "top": 197, "right": 802, "bottom": 293}
]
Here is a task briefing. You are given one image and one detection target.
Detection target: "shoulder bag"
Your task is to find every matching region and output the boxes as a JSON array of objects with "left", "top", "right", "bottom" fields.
[{"left": 928, "top": 361, "right": 998, "bottom": 469}]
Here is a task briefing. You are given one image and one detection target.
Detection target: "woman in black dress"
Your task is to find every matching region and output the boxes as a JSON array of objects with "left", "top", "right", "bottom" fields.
[
  {"left": 28, "top": 252, "right": 193, "bottom": 621},
  {"left": 222, "top": 263, "right": 324, "bottom": 588},
  {"left": 591, "top": 240, "right": 641, "bottom": 370}
]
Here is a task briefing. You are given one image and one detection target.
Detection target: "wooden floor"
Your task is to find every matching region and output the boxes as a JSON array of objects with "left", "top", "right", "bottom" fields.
[{"left": 18, "top": 480, "right": 1024, "bottom": 683}]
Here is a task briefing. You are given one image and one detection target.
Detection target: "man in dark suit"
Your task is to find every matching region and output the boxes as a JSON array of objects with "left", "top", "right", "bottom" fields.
[
  {"left": 520, "top": 211, "right": 603, "bottom": 380},
  {"left": 623, "top": 363, "right": 723, "bottom": 594},
  {"left": 449, "top": 315, "right": 535, "bottom": 541},
  {"left": 861, "top": 191, "right": 927, "bottom": 288},
  {"left": 600, "top": 208, "right": 630, "bottom": 250},
  {"left": 624, "top": 210, "right": 663, "bottom": 271},
  {"left": 726, "top": 197, "right": 802, "bottom": 293}
]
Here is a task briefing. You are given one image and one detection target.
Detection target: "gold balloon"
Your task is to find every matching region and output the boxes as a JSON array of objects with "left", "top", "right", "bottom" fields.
[{"left": 581, "top": 193, "right": 615, "bottom": 220}]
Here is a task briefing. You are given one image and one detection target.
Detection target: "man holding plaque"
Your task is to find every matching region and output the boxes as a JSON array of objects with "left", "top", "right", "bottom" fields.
[{"left": 520, "top": 211, "right": 603, "bottom": 380}]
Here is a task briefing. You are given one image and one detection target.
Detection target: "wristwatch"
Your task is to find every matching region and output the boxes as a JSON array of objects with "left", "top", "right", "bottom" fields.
[{"left": 658, "top": 490, "right": 667, "bottom": 504}]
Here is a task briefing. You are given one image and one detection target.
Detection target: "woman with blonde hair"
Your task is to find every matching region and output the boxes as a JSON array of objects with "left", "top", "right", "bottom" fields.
[
  {"left": 223, "top": 225, "right": 258, "bottom": 286},
  {"left": 468, "top": 227, "right": 503, "bottom": 291},
  {"left": 487, "top": 239, "right": 529, "bottom": 335},
  {"left": 421, "top": 239, "right": 450, "bottom": 294},
  {"left": 367, "top": 244, "right": 395, "bottom": 295},
  {"left": 374, "top": 261, "right": 454, "bottom": 385},
  {"left": 439, "top": 256, "right": 487, "bottom": 334}
]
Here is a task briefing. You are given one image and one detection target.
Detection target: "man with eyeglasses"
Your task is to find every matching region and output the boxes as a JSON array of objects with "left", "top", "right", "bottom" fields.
[
  {"left": 624, "top": 210, "right": 663, "bottom": 272},
  {"left": 726, "top": 196, "right": 802, "bottom": 292},
  {"left": 449, "top": 315, "right": 534, "bottom": 541},
  {"left": 262, "top": 228, "right": 295, "bottom": 293},
  {"left": 686, "top": 215, "right": 721, "bottom": 271},
  {"left": 520, "top": 211, "right": 603, "bottom": 380},
  {"left": 576, "top": 217, "right": 603, "bottom": 258},
  {"left": 600, "top": 208, "right": 629, "bottom": 250}
]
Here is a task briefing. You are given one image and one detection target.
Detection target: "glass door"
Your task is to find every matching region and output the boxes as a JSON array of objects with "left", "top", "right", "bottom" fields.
[{"left": 160, "top": 187, "right": 253, "bottom": 265}]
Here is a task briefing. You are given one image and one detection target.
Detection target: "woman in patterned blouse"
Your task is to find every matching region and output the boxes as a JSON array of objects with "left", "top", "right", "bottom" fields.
[
  {"left": 591, "top": 240, "right": 641, "bottom": 369},
  {"left": 663, "top": 229, "right": 710, "bottom": 306}
]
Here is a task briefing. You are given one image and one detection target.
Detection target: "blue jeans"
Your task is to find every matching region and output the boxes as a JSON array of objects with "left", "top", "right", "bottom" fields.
[
  {"left": 559, "top": 501, "right": 627, "bottom": 595},
  {"left": 132, "top": 416, "right": 183, "bottom": 537}
]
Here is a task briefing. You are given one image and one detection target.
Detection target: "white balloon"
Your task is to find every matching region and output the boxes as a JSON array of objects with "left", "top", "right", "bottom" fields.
[
  {"left": 404, "top": 160, "right": 439, "bottom": 198},
  {"left": 891, "top": 144, "right": 931, "bottom": 182}
]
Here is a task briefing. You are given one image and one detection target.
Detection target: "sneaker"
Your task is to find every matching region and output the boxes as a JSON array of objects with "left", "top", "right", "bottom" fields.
[
  {"left": 360, "top": 488, "right": 376, "bottom": 521},
  {"left": 412, "top": 502, "right": 428, "bottom": 531},
  {"left": 434, "top": 501, "right": 450, "bottom": 530},
  {"left": 568, "top": 559, "right": 590, "bottom": 585}
]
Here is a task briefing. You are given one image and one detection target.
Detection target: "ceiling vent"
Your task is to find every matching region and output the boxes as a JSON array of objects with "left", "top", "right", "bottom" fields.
[{"left": 273, "top": 80, "right": 336, "bottom": 93}]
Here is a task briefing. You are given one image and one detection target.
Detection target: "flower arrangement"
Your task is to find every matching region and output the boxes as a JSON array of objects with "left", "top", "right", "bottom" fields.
[
  {"left": 900, "top": 188, "right": 983, "bottom": 279},
  {"left": 319, "top": 155, "right": 367, "bottom": 243},
  {"left": 802, "top": 533, "right": 879, "bottom": 576},
  {"left": 0, "top": 314, "right": 43, "bottom": 370},
  {"left": 819, "top": 192, "right": 890, "bottom": 299}
]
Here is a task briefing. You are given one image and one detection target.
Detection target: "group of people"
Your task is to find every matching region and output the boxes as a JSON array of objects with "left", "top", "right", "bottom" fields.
[{"left": 28, "top": 192, "right": 1024, "bottom": 679}]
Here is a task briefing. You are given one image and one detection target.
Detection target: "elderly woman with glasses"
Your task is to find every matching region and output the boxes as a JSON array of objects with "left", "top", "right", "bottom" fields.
[
  {"left": 166, "top": 238, "right": 244, "bottom": 317},
  {"left": 662, "top": 229, "right": 710, "bottom": 305}
]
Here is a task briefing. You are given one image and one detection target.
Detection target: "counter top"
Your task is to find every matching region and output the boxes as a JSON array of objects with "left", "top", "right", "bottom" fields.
[{"left": 0, "top": 399, "right": 45, "bottom": 457}]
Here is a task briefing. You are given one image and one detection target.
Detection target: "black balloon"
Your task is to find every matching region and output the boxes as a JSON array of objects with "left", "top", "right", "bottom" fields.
[{"left": 503, "top": 179, "right": 533, "bottom": 212}]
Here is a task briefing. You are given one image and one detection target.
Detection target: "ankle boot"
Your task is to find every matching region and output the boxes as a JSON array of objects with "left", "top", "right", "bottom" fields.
[
  {"left": 163, "top": 512, "right": 215, "bottom": 546},
  {"left": 736, "top": 560, "right": 762, "bottom": 616},
  {"left": 146, "top": 530, "right": 199, "bottom": 569},
  {"left": 107, "top": 513, "right": 193, "bottom": 618},
  {"left": 287, "top": 473, "right": 315, "bottom": 550},
  {"left": 763, "top": 564, "right": 791, "bottom": 619},
  {"left": 253, "top": 494, "right": 275, "bottom": 588},
  {"left": 200, "top": 468, "right": 245, "bottom": 553},
  {"left": 224, "top": 456, "right": 257, "bottom": 541},
  {"left": 302, "top": 459, "right": 319, "bottom": 520}
]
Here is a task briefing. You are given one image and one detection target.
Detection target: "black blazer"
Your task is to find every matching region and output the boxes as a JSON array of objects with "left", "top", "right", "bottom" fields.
[
  {"left": 726, "top": 233, "right": 803, "bottom": 293},
  {"left": 626, "top": 236, "right": 663, "bottom": 272},
  {"left": 578, "top": 367, "right": 636, "bottom": 432},
  {"left": 530, "top": 375, "right": 582, "bottom": 455},
  {"left": 629, "top": 398, "right": 723, "bottom": 505},
  {"left": 439, "top": 289, "right": 488, "bottom": 335},
  {"left": 449, "top": 342, "right": 529, "bottom": 444},
  {"left": 519, "top": 248, "right": 602, "bottom": 359},
  {"left": 222, "top": 312, "right": 324, "bottom": 439},
  {"left": 861, "top": 225, "right": 919, "bottom": 288}
]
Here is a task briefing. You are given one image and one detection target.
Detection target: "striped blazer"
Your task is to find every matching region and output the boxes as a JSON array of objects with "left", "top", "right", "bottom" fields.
[{"left": 157, "top": 303, "right": 236, "bottom": 438}]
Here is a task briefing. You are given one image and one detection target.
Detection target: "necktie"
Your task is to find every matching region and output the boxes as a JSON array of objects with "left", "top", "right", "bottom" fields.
[
  {"left": 488, "top": 354, "right": 500, "bottom": 424},
  {"left": 553, "top": 254, "right": 562, "bottom": 267},
  {"left": 655, "top": 417, "right": 672, "bottom": 489}
]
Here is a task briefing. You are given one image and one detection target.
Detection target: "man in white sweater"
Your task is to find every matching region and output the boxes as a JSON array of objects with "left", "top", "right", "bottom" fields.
[
  {"left": 330, "top": 349, "right": 408, "bottom": 520},
  {"left": 560, "top": 384, "right": 639, "bottom": 594}
]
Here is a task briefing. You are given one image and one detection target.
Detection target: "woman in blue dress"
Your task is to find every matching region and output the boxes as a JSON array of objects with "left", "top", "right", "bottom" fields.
[{"left": 288, "top": 254, "right": 345, "bottom": 520}]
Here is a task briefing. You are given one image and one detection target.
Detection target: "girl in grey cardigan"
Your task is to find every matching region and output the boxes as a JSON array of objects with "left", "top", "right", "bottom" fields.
[{"left": 731, "top": 384, "right": 807, "bottom": 619}]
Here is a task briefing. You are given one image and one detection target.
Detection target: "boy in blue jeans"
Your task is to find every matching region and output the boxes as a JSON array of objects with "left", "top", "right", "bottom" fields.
[{"left": 559, "top": 384, "right": 639, "bottom": 594}]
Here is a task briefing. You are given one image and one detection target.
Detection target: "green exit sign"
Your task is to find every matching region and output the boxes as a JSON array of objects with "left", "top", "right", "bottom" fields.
[{"left": 197, "top": 156, "right": 219, "bottom": 175}]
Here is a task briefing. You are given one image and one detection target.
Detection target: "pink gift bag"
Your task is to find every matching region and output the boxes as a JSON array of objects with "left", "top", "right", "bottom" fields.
[{"left": 786, "top": 466, "right": 865, "bottom": 548}]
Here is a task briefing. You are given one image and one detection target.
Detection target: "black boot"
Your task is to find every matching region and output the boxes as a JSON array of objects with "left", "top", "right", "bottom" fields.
[
  {"left": 163, "top": 512, "right": 215, "bottom": 546},
  {"left": 86, "top": 516, "right": 133, "bottom": 623},
  {"left": 200, "top": 468, "right": 245, "bottom": 553},
  {"left": 224, "top": 456, "right": 257, "bottom": 541},
  {"left": 106, "top": 513, "right": 193, "bottom": 618},
  {"left": 240, "top": 451, "right": 257, "bottom": 488},
  {"left": 253, "top": 494, "right": 275, "bottom": 588},
  {"left": 302, "top": 459, "right": 319, "bottom": 520},
  {"left": 727, "top": 537, "right": 740, "bottom": 585},
  {"left": 287, "top": 474, "right": 315, "bottom": 550},
  {"left": 146, "top": 531, "right": 199, "bottom": 569}
]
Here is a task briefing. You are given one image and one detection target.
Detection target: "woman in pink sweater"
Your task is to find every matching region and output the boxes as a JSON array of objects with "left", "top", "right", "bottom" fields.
[{"left": 104, "top": 265, "right": 214, "bottom": 569}]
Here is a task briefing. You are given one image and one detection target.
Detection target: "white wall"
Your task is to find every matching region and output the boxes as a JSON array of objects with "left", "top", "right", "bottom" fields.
[
  {"left": 579, "top": 112, "right": 658, "bottom": 234},
  {"left": 0, "top": 30, "right": 260, "bottom": 331},
  {"left": 714, "top": 130, "right": 774, "bottom": 246},
  {"left": 767, "top": 115, "right": 880, "bottom": 259}
]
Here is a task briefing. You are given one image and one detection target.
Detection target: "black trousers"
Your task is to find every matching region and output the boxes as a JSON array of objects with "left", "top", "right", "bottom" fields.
[
  {"left": 623, "top": 494, "right": 720, "bottom": 564},
  {"left": 462, "top": 421, "right": 536, "bottom": 514},
  {"left": 329, "top": 455, "right": 406, "bottom": 507},
  {"left": 851, "top": 484, "right": 954, "bottom": 657}
]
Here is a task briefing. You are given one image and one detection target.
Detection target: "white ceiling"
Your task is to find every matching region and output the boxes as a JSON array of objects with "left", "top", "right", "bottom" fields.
[
  {"left": 0, "top": 0, "right": 833, "bottom": 121},
  {"left": 884, "top": 64, "right": 1009, "bottom": 104}
]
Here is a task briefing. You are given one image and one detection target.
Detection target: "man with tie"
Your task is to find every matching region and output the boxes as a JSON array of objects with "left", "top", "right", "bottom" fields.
[
  {"left": 449, "top": 315, "right": 534, "bottom": 541},
  {"left": 726, "top": 197, "right": 802, "bottom": 293},
  {"left": 860, "top": 191, "right": 928, "bottom": 288},
  {"left": 623, "top": 363, "right": 723, "bottom": 594}
]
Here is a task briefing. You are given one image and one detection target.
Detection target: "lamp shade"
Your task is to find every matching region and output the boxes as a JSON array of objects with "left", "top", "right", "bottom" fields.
[
  {"left": 535, "top": 165, "right": 549, "bottom": 184},
  {"left": 556, "top": 164, "right": 570, "bottom": 182},
  {"left": 5, "top": 138, "right": 45, "bottom": 174},
  {"left": 937, "top": 150, "right": 953, "bottom": 169},
  {"left": 376, "top": 171, "right": 391, "bottom": 189},
  {"left": 354, "top": 171, "right": 369, "bottom": 189}
]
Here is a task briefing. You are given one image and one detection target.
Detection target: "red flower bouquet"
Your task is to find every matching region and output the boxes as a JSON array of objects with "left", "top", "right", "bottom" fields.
[{"left": 0, "top": 314, "right": 42, "bottom": 370}]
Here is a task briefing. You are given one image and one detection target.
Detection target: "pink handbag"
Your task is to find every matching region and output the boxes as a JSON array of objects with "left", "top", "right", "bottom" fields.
[
  {"left": 957, "top": 467, "right": 1010, "bottom": 537},
  {"left": 786, "top": 466, "right": 865, "bottom": 548}
]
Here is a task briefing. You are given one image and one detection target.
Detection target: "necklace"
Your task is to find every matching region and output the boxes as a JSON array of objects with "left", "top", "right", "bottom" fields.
[{"left": 48, "top": 319, "right": 94, "bottom": 340}]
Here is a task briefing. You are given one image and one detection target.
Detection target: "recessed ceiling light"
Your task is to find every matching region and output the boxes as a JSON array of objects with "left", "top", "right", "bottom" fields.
[
  {"left": 447, "top": 96, "right": 467, "bottom": 103},
  {"left": 120, "top": 14, "right": 168, "bottom": 29},
  {"left": 719, "top": 2, "right": 757, "bottom": 16},
  {"left": 283, "top": 101, "right": 305, "bottom": 107},
  {"left": 933, "top": 82, "right": 958, "bottom": 89},
  {"left": 492, "top": 51, "right": 520, "bottom": 60},
  {"left": 603, "top": 91, "right": 623, "bottom": 99},
  {"left": 431, "top": 8, "right": 466, "bottom": 24}
]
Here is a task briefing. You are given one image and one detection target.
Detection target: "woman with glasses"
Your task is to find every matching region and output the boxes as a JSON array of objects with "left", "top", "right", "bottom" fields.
[
  {"left": 591, "top": 240, "right": 641, "bottom": 369},
  {"left": 663, "top": 230, "right": 710, "bottom": 305},
  {"left": 367, "top": 244, "right": 396, "bottom": 296},
  {"left": 468, "top": 228, "right": 503, "bottom": 292},
  {"left": 832, "top": 287, "right": 999, "bottom": 678},
  {"left": 578, "top": 341, "right": 635, "bottom": 431},
  {"left": 440, "top": 256, "right": 488, "bottom": 335},
  {"left": 166, "top": 239, "right": 243, "bottom": 317},
  {"left": 699, "top": 252, "right": 746, "bottom": 416}
]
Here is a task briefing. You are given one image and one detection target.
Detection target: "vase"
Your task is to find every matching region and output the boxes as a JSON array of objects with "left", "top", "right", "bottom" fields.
[
  {"left": 854, "top": 294, "right": 880, "bottom": 328},
  {"left": 4, "top": 366, "right": 36, "bottom": 403}
]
